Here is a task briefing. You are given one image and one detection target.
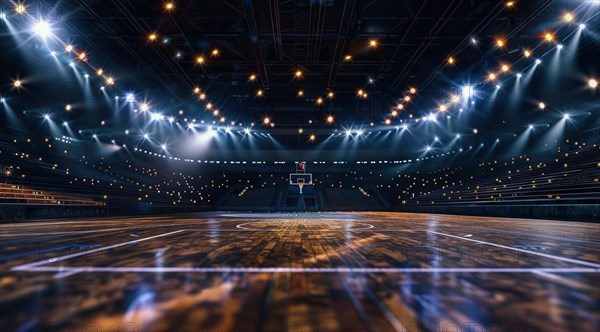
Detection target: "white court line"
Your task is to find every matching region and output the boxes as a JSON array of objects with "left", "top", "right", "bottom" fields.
[
  {"left": 427, "top": 230, "right": 600, "bottom": 269},
  {"left": 12, "top": 266, "right": 599, "bottom": 273},
  {"left": 11, "top": 230, "right": 186, "bottom": 272}
]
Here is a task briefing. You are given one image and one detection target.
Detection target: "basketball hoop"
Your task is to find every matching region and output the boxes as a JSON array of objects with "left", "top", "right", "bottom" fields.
[{"left": 298, "top": 179, "right": 304, "bottom": 194}]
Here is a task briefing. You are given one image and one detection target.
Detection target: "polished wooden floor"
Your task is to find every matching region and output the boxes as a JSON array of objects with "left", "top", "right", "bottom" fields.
[{"left": 1, "top": 212, "right": 598, "bottom": 332}]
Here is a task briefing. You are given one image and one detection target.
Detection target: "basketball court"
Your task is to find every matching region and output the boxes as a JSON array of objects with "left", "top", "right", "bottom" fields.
[{"left": 1, "top": 212, "right": 598, "bottom": 331}]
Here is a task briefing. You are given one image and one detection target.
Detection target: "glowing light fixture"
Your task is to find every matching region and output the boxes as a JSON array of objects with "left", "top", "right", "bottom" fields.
[
  {"left": 501, "top": 64, "right": 510, "bottom": 72},
  {"left": 65, "top": 104, "right": 72, "bottom": 111},
  {"left": 397, "top": 104, "right": 404, "bottom": 110},
  {"left": 13, "top": 80, "right": 22, "bottom": 88},
  {"left": 326, "top": 115, "right": 334, "bottom": 124},
  {"left": 451, "top": 94, "right": 460, "bottom": 103},
  {"left": 141, "top": 103, "right": 149, "bottom": 112},
  {"left": 256, "top": 89, "right": 264, "bottom": 97},
  {"left": 538, "top": 102, "right": 546, "bottom": 110},
  {"left": 369, "top": 39, "right": 378, "bottom": 47},
  {"left": 523, "top": 49, "right": 532, "bottom": 58},
  {"left": 589, "top": 79, "right": 598, "bottom": 89},
  {"left": 148, "top": 33, "right": 158, "bottom": 41},
  {"left": 295, "top": 70, "right": 302, "bottom": 78},
  {"left": 344, "top": 55, "right": 352, "bottom": 61},
  {"left": 263, "top": 117, "right": 270, "bottom": 125},
  {"left": 196, "top": 56, "right": 205, "bottom": 64},
  {"left": 544, "top": 32, "right": 555, "bottom": 42},
  {"left": 32, "top": 21, "right": 52, "bottom": 39},
  {"left": 65, "top": 44, "right": 74, "bottom": 53},
  {"left": 106, "top": 77, "right": 115, "bottom": 85},
  {"left": 409, "top": 87, "right": 417, "bottom": 94},
  {"left": 309, "top": 134, "right": 316, "bottom": 141},
  {"left": 316, "top": 97, "right": 324, "bottom": 105},
  {"left": 391, "top": 110, "right": 398, "bottom": 117},
  {"left": 496, "top": 39, "right": 505, "bottom": 48},
  {"left": 211, "top": 49, "right": 219, "bottom": 56},
  {"left": 328, "top": 91, "right": 334, "bottom": 99},
  {"left": 506, "top": 1, "right": 514, "bottom": 7},
  {"left": 404, "top": 96, "right": 411, "bottom": 102},
  {"left": 439, "top": 105, "right": 448, "bottom": 112},
  {"left": 15, "top": 3, "right": 26, "bottom": 14},
  {"left": 357, "top": 89, "right": 364, "bottom": 97},
  {"left": 488, "top": 73, "right": 497, "bottom": 81},
  {"left": 563, "top": 12, "right": 574, "bottom": 23},
  {"left": 249, "top": 74, "right": 256, "bottom": 81},
  {"left": 97, "top": 69, "right": 104, "bottom": 76},
  {"left": 165, "top": 2, "right": 175, "bottom": 11}
]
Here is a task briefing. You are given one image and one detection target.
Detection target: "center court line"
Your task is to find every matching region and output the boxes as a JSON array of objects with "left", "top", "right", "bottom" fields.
[
  {"left": 10, "top": 229, "right": 187, "bottom": 272},
  {"left": 12, "top": 267, "right": 600, "bottom": 273},
  {"left": 427, "top": 230, "right": 600, "bottom": 268}
]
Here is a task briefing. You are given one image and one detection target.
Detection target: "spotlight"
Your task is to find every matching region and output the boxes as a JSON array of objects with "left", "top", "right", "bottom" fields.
[
  {"left": 249, "top": 74, "right": 257, "bottom": 81},
  {"left": 326, "top": 115, "right": 334, "bottom": 124},
  {"left": 140, "top": 103, "right": 149, "bottom": 112},
  {"left": 161, "top": 144, "right": 167, "bottom": 150},
  {"left": 496, "top": 39, "right": 505, "bottom": 48},
  {"left": 199, "top": 93, "right": 206, "bottom": 100},
  {"left": 244, "top": 128, "right": 251, "bottom": 134},
  {"left": 15, "top": 3, "right": 26, "bottom": 14},
  {"left": 426, "top": 145, "right": 432, "bottom": 151},
  {"left": 404, "top": 96, "right": 411, "bottom": 102},
  {"left": 535, "top": 59, "right": 542, "bottom": 64},
  {"left": 579, "top": 24, "right": 586, "bottom": 30},
  {"left": 84, "top": 74, "right": 89, "bottom": 78},
  {"left": 32, "top": 21, "right": 52, "bottom": 39},
  {"left": 538, "top": 102, "right": 546, "bottom": 110},
  {"left": 211, "top": 49, "right": 219, "bottom": 56},
  {"left": 391, "top": 110, "right": 398, "bottom": 117},
  {"left": 563, "top": 113, "right": 570, "bottom": 119},
  {"left": 297, "top": 90, "right": 304, "bottom": 97},
  {"left": 63, "top": 121, "right": 68, "bottom": 126},
  {"left": 344, "top": 55, "right": 352, "bottom": 61},
  {"left": 65, "top": 44, "right": 74, "bottom": 53},
  {"left": 263, "top": 117, "right": 270, "bottom": 125},
  {"left": 589, "top": 79, "right": 598, "bottom": 89},
  {"left": 168, "top": 117, "right": 174, "bottom": 123},
  {"left": 524, "top": 49, "right": 532, "bottom": 58},
  {"left": 385, "top": 119, "right": 392, "bottom": 125},
  {"left": 13, "top": 80, "right": 22, "bottom": 88},
  {"left": 409, "top": 87, "right": 417, "bottom": 94},
  {"left": 309, "top": 134, "right": 316, "bottom": 141},
  {"left": 65, "top": 104, "right": 72, "bottom": 111},
  {"left": 557, "top": 44, "right": 563, "bottom": 50},
  {"left": 397, "top": 104, "right": 404, "bottom": 110},
  {"left": 517, "top": 73, "right": 522, "bottom": 78},
  {"left": 563, "top": 13, "right": 574, "bottom": 23},
  {"left": 456, "top": 134, "right": 461, "bottom": 138},
  {"left": 78, "top": 52, "right": 88, "bottom": 61},
  {"left": 0, "top": 98, "right": 5, "bottom": 103},
  {"left": 196, "top": 56, "right": 205, "bottom": 64},
  {"left": 345, "top": 130, "right": 352, "bottom": 137},
  {"left": 506, "top": 1, "right": 514, "bottom": 7},
  {"left": 143, "top": 133, "right": 150, "bottom": 140},
  {"left": 299, "top": 128, "right": 304, "bottom": 134},
  {"left": 357, "top": 89, "right": 364, "bottom": 96},
  {"left": 69, "top": 62, "right": 75, "bottom": 67},
  {"left": 187, "top": 123, "right": 194, "bottom": 130},
  {"left": 193, "top": 87, "right": 201, "bottom": 94},
  {"left": 496, "top": 84, "right": 501, "bottom": 89},
  {"left": 97, "top": 69, "right": 104, "bottom": 76},
  {"left": 369, "top": 39, "right": 377, "bottom": 47},
  {"left": 126, "top": 93, "right": 135, "bottom": 102},
  {"left": 256, "top": 89, "right": 264, "bottom": 97},
  {"left": 529, "top": 124, "right": 534, "bottom": 129},
  {"left": 473, "top": 128, "right": 478, "bottom": 134},
  {"left": 92, "top": 134, "right": 97, "bottom": 139},
  {"left": 165, "top": 2, "right": 175, "bottom": 11},
  {"left": 148, "top": 33, "right": 158, "bottom": 41},
  {"left": 451, "top": 95, "right": 460, "bottom": 103},
  {"left": 544, "top": 32, "right": 555, "bottom": 42},
  {"left": 295, "top": 70, "right": 302, "bottom": 78},
  {"left": 434, "top": 136, "right": 439, "bottom": 142},
  {"left": 402, "top": 124, "right": 408, "bottom": 130},
  {"left": 106, "top": 77, "right": 115, "bottom": 85},
  {"left": 0, "top": 12, "right": 6, "bottom": 20},
  {"left": 328, "top": 91, "right": 334, "bottom": 99},
  {"left": 357, "top": 130, "right": 364, "bottom": 136},
  {"left": 447, "top": 57, "right": 455, "bottom": 65},
  {"left": 439, "top": 105, "right": 447, "bottom": 112},
  {"left": 43, "top": 114, "right": 50, "bottom": 120},
  {"left": 488, "top": 73, "right": 497, "bottom": 81},
  {"left": 501, "top": 64, "right": 510, "bottom": 72},
  {"left": 206, "top": 103, "right": 213, "bottom": 110}
]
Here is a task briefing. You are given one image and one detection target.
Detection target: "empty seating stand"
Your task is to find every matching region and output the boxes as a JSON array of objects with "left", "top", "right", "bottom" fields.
[{"left": 0, "top": 183, "right": 104, "bottom": 206}]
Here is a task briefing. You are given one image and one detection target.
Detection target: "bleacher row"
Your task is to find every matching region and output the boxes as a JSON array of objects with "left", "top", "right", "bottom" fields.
[{"left": 0, "top": 183, "right": 104, "bottom": 206}]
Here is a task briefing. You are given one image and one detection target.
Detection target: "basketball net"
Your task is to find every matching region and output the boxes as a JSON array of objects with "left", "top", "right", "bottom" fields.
[{"left": 298, "top": 180, "right": 304, "bottom": 194}]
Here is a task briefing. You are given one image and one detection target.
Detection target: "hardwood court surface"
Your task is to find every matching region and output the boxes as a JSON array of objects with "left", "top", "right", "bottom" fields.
[{"left": 1, "top": 212, "right": 598, "bottom": 331}]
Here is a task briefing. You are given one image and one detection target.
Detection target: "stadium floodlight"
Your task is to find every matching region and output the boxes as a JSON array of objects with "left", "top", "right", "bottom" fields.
[{"left": 32, "top": 21, "right": 52, "bottom": 39}]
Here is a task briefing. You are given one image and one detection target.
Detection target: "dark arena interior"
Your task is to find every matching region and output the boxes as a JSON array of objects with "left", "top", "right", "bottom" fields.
[{"left": 0, "top": 0, "right": 599, "bottom": 331}]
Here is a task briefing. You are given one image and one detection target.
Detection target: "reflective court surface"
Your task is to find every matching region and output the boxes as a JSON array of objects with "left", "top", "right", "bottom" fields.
[{"left": 1, "top": 212, "right": 599, "bottom": 332}]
